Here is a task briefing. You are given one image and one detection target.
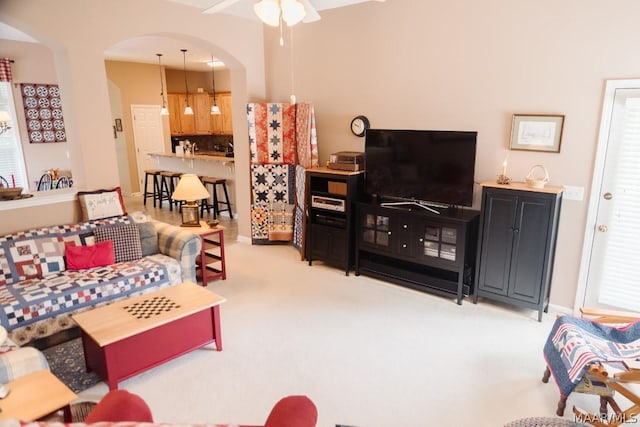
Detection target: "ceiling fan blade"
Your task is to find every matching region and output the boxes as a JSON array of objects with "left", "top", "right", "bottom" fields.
[
  {"left": 299, "top": 0, "right": 322, "bottom": 23},
  {"left": 202, "top": 0, "right": 243, "bottom": 14}
]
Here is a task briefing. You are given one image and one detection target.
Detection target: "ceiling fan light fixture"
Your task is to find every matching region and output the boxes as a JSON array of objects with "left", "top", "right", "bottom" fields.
[
  {"left": 282, "top": 0, "right": 306, "bottom": 26},
  {"left": 254, "top": 0, "right": 281, "bottom": 27}
]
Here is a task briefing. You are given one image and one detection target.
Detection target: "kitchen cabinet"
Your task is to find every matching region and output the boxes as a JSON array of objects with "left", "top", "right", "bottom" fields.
[
  {"left": 474, "top": 182, "right": 563, "bottom": 321},
  {"left": 210, "top": 92, "right": 233, "bottom": 135},
  {"left": 168, "top": 93, "right": 195, "bottom": 135},
  {"left": 193, "top": 93, "right": 212, "bottom": 134}
]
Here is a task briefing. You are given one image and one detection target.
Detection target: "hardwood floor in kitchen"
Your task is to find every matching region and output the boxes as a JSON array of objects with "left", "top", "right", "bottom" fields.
[{"left": 124, "top": 194, "right": 238, "bottom": 242}]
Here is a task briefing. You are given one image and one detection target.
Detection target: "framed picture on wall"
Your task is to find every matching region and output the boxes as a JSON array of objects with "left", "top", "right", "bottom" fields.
[
  {"left": 115, "top": 118, "right": 123, "bottom": 132},
  {"left": 510, "top": 114, "right": 564, "bottom": 153}
]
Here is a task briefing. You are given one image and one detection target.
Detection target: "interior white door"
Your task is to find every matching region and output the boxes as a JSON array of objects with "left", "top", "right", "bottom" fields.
[
  {"left": 582, "top": 82, "right": 640, "bottom": 310},
  {"left": 131, "top": 105, "right": 164, "bottom": 194}
]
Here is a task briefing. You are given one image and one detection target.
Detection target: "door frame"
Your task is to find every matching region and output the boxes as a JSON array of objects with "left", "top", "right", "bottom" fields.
[{"left": 574, "top": 79, "right": 640, "bottom": 311}]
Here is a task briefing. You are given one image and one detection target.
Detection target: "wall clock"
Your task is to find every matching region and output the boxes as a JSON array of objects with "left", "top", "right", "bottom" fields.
[{"left": 350, "top": 115, "right": 370, "bottom": 137}]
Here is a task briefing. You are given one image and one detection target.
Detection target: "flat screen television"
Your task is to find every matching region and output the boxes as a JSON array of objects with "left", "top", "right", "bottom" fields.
[{"left": 364, "top": 129, "right": 477, "bottom": 209}]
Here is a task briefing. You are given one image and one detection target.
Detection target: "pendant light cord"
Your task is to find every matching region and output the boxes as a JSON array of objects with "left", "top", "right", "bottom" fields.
[
  {"left": 181, "top": 49, "right": 190, "bottom": 106},
  {"left": 156, "top": 54, "right": 166, "bottom": 105},
  {"left": 211, "top": 55, "right": 217, "bottom": 106}
]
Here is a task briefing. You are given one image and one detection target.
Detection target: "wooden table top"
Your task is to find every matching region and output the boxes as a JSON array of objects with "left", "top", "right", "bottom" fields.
[
  {"left": 0, "top": 369, "right": 77, "bottom": 420},
  {"left": 72, "top": 282, "right": 226, "bottom": 346}
]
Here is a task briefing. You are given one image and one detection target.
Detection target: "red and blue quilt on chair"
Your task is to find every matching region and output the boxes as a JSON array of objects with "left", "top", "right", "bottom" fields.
[{"left": 543, "top": 315, "right": 640, "bottom": 397}]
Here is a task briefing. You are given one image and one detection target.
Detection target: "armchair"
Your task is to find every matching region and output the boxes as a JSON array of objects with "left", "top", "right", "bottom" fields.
[{"left": 542, "top": 308, "right": 640, "bottom": 426}]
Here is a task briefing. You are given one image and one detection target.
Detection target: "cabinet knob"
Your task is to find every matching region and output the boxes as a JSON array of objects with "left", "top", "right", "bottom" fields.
[
  {"left": 419, "top": 238, "right": 424, "bottom": 242},
  {"left": 388, "top": 231, "right": 392, "bottom": 235},
  {"left": 403, "top": 224, "right": 408, "bottom": 229},
  {"left": 402, "top": 244, "right": 407, "bottom": 248},
  {"left": 598, "top": 224, "right": 608, "bottom": 233}
]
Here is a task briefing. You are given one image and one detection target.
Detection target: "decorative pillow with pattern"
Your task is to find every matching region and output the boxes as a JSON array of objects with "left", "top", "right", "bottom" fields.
[
  {"left": 94, "top": 223, "right": 142, "bottom": 263},
  {"left": 77, "top": 187, "right": 126, "bottom": 221}
]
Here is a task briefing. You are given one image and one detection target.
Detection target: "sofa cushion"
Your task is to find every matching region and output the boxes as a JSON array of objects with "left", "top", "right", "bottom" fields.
[
  {"left": 77, "top": 187, "right": 126, "bottom": 221},
  {"left": 94, "top": 223, "right": 142, "bottom": 263},
  {"left": 66, "top": 241, "right": 115, "bottom": 270},
  {"left": 138, "top": 222, "right": 159, "bottom": 257}
]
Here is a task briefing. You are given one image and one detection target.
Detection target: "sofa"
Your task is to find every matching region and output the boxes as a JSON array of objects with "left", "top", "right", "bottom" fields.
[{"left": 0, "top": 213, "right": 202, "bottom": 346}]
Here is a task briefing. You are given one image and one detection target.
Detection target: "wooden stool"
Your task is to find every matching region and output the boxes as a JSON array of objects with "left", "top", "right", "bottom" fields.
[
  {"left": 143, "top": 170, "right": 162, "bottom": 207},
  {"left": 159, "top": 171, "right": 182, "bottom": 211},
  {"left": 200, "top": 177, "right": 233, "bottom": 219}
]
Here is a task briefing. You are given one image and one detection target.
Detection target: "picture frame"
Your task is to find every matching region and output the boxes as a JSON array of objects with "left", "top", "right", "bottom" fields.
[
  {"left": 510, "top": 114, "right": 564, "bottom": 153},
  {"left": 115, "top": 118, "right": 123, "bottom": 132}
]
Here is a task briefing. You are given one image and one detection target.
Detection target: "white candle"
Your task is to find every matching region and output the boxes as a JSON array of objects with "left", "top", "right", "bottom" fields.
[{"left": 502, "top": 160, "right": 507, "bottom": 176}]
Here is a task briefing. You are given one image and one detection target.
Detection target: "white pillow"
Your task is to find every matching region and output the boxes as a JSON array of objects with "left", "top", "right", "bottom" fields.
[{"left": 78, "top": 191, "right": 124, "bottom": 221}]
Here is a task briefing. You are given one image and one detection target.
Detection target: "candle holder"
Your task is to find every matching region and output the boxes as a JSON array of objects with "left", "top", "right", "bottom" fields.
[{"left": 497, "top": 174, "right": 511, "bottom": 185}]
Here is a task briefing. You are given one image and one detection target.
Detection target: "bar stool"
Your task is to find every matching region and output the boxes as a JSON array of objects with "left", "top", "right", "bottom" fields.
[
  {"left": 200, "top": 176, "right": 233, "bottom": 219},
  {"left": 159, "top": 171, "right": 182, "bottom": 210},
  {"left": 143, "top": 169, "right": 162, "bottom": 207}
]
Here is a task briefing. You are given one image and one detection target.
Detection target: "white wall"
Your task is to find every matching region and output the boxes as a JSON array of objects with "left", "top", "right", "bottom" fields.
[
  {"left": 1, "top": 0, "right": 268, "bottom": 239},
  {"left": 264, "top": 0, "right": 640, "bottom": 309}
]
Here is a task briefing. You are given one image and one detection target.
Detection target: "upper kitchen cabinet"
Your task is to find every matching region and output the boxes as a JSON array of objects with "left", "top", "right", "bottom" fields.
[
  {"left": 210, "top": 92, "right": 233, "bottom": 135},
  {"left": 168, "top": 93, "right": 195, "bottom": 135},
  {"left": 168, "top": 92, "right": 232, "bottom": 136},
  {"left": 193, "top": 93, "right": 212, "bottom": 135}
]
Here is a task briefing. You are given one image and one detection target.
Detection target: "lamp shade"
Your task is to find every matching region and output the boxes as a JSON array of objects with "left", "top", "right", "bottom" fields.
[
  {"left": 210, "top": 105, "right": 221, "bottom": 115},
  {"left": 282, "top": 0, "right": 306, "bottom": 26},
  {"left": 172, "top": 174, "right": 209, "bottom": 201},
  {"left": 0, "top": 111, "right": 10, "bottom": 122},
  {"left": 254, "top": 0, "right": 280, "bottom": 26}
]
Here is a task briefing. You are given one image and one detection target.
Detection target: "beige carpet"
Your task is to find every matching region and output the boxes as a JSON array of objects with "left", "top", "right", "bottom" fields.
[{"left": 75, "top": 241, "right": 597, "bottom": 427}]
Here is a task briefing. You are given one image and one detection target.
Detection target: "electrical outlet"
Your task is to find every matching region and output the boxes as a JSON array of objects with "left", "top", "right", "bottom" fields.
[{"left": 563, "top": 185, "right": 584, "bottom": 201}]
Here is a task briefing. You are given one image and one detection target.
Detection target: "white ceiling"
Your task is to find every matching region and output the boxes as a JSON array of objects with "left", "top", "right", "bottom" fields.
[{"left": 0, "top": 0, "right": 384, "bottom": 71}]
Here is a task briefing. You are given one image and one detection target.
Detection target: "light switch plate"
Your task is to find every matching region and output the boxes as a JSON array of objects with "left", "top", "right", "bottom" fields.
[{"left": 563, "top": 185, "right": 584, "bottom": 201}]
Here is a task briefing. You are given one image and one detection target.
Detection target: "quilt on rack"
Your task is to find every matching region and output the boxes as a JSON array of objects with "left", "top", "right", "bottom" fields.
[
  {"left": 250, "top": 202, "right": 295, "bottom": 243},
  {"left": 250, "top": 164, "right": 295, "bottom": 204},
  {"left": 543, "top": 315, "right": 640, "bottom": 397},
  {"left": 295, "top": 102, "right": 319, "bottom": 169},
  {"left": 247, "top": 103, "right": 296, "bottom": 165}
]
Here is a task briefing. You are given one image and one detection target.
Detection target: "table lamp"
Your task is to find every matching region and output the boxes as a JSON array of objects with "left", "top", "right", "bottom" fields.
[{"left": 171, "top": 174, "right": 210, "bottom": 227}]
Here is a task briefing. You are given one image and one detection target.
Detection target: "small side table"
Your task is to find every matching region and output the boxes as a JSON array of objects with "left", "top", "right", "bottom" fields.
[
  {"left": 193, "top": 221, "right": 226, "bottom": 286},
  {"left": 0, "top": 369, "right": 77, "bottom": 421}
]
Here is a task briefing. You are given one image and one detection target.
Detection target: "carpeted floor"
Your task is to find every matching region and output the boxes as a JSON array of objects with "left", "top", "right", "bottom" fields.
[{"left": 42, "top": 337, "right": 102, "bottom": 393}]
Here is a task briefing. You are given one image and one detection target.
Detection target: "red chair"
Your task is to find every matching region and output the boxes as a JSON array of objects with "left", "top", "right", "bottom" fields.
[{"left": 85, "top": 390, "right": 318, "bottom": 427}]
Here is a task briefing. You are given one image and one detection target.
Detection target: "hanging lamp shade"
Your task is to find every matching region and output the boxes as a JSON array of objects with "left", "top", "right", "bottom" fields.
[
  {"left": 254, "top": 0, "right": 280, "bottom": 26},
  {"left": 210, "top": 56, "right": 221, "bottom": 115},
  {"left": 281, "top": 0, "right": 306, "bottom": 26},
  {"left": 156, "top": 54, "right": 169, "bottom": 116}
]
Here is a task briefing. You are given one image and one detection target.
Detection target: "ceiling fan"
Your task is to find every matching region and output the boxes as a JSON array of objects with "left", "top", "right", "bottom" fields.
[{"left": 202, "top": 0, "right": 385, "bottom": 25}]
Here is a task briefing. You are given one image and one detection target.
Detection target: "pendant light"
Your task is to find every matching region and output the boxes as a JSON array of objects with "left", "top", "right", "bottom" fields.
[
  {"left": 156, "top": 54, "right": 169, "bottom": 116},
  {"left": 210, "top": 56, "right": 221, "bottom": 115},
  {"left": 181, "top": 49, "right": 194, "bottom": 115}
]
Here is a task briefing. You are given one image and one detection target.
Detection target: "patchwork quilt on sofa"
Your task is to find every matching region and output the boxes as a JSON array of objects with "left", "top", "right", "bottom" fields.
[{"left": 0, "top": 215, "right": 191, "bottom": 345}]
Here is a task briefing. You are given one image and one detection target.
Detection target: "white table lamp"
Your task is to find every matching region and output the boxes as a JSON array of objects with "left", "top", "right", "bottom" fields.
[{"left": 172, "top": 174, "right": 210, "bottom": 227}]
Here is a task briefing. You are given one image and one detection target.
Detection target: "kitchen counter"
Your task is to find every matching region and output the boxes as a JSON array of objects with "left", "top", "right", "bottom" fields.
[
  {"left": 148, "top": 152, "right": 236, "bottom": 217},
  {"left": 150, "top": 152, "right": 234, "bottom": 163}
]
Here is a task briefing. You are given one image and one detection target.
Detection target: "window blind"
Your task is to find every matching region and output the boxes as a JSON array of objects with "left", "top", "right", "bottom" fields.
[
  {"left": 597, "top": 97, "right": 640, "bottom": 310},
  {"left": 0, "top": 82, "right": 27, "bottom": 189}
]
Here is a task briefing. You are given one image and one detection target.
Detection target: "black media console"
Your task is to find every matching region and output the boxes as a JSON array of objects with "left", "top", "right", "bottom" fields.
[{"left": 354, "top": 202, "right": 480, "bottom": 304}]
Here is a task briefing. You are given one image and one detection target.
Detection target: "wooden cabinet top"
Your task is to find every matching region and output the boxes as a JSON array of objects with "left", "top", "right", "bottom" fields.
[
  {"left": 481, "top": 181, "right": 564, "bottom": 195},
  {"left": 307, "top": 167, "right": 365, "bottom": 177}
]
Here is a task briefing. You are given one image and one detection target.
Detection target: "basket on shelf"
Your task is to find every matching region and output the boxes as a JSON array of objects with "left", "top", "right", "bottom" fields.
[{"left": 525, "top": 165, "right": 549, "bottom": 189}]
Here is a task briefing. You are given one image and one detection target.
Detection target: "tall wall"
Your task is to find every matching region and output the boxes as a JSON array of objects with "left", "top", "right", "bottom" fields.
[{"left": 264, "top": 0, "right": 640, "bottom": 309}]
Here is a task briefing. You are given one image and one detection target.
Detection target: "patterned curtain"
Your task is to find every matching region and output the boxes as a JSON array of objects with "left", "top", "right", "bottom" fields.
[{"left": 0, "top": 59, "right": 13, "bottom": 82}]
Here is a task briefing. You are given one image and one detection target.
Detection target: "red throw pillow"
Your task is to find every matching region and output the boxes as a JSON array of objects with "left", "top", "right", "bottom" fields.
[{"left": 65, "top": 241, "right": 115, "bottom": 270}]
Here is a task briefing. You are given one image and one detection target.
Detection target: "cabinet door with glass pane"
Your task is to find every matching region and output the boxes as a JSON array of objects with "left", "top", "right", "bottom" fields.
[
  {"left": 360, "top": 212, "right": 393, "bottom": 254},
  {"left": 418, "top": 222, "right": 463, "bottom": 267}
]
